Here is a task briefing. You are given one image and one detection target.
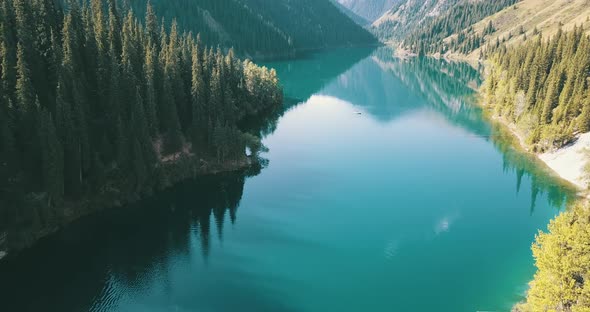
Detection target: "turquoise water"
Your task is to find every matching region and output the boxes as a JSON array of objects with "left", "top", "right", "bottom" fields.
[{"left": 0, "top": 47, "right": 575, "bottom": 312}]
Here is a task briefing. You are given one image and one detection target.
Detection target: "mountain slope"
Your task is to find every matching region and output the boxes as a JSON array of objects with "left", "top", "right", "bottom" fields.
[
  {"left": 336, "top": 0, "right": 401, "bottom": 22},
  {"left": 372, "top": 0, "right": 459, "bottom": 41},
  {"left": 243, "top": 0, "right": 376, "bottom": 51},
  {"left": 330, "top": 0, "right": 370, "bottom": 26},
  {"left": 130, "top": 0, "right": 377, "bottom": 59},
  {"left": 375, "top": 0, "right": 590, "bottom": 59},
  {"left": 372, "top": 0, "right": 516, "bottom": 48},
  {"left": 458, "top": 0, "right": 590, "bottom": 60}
]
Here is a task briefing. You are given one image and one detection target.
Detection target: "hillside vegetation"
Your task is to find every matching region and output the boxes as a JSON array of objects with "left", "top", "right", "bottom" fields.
[
  {"left": 477, "top": 3, "right": 590, "bottom": 311},
  {"left": 329, "top": 0, "right": 370, "bottom": 26},
  {"left": 0, "top": 0, "right": 282, "bottom": 250},
  {"left": 371, "top": 0, "right": 590, "bottom": 59},
  {"left": 402, "top": 0, "right": 518, "bottom": 56},
  {"left": 514, "top": 203, "right": 590, "bottom": 312},
  {"left": 457, "top": 0, "right": 590, "bottom": 60},
  {"left": 372, "top": 0, "right": 517, "bottom": 55},
  {"left": 335, "top": 0, "right": 400, "bottom": 22},
  {"left": 372, "top": 0, "right": 456, "bottom": 41},
  {"left": 129, "top": 0, "right": 377, "bottom": 59},
  {"left": 483, "top": 27, "right": 590, "bottom": 152}
]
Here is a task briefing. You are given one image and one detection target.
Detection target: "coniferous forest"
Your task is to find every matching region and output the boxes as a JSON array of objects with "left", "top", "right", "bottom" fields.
[
  {"left": 0, "top": 0, "right": 282, "bottom": 250},
  {"left": 483, "top": 26, "right": 590, "bottom": 152},
  {"left": 400, "top": 0, "right": 517, "bottom": 56},
  {"left": 127, "top": 0, "right": 378, "bottom": 59},
  {"left": 483, "top": 25, "right": 590, "bottom": 312}
]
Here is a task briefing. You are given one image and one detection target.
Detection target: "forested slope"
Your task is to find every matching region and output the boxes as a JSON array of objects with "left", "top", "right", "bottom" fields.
[
  {"left": 372, "top": 0, "right": 517, "bottom": 56},
  {"left": 483, "top": 27, "right": 590, "bottom": 152},
  {"left": 461, "top": 0, "right": 590, "bottom": 60},
  {"left": 329, "top": 0, "right": 370, "bottom": 26},
  {"left": 0, "top": 0, "right": 282, "bottom": 251},
  {"left": 374, "top": 0, "right": 590, "bottom": 59},
  {"left": 401, "top": 0, "right": 518, "bottom": 56},
  {"left": 477, "top": 5, "right": 590, "bottom": 311},
  {"left": 128, "top": 0, "right": 377, "bottom": 59},
  {"left": 372, "top": 0, "right": 459, "bottom": 41},
  {"left": 335, "top": 0, "right": 400, "bottom": 22}
]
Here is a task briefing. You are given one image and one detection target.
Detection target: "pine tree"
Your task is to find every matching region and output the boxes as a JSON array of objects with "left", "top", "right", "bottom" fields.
[
  {"left": 191, "top": 41, "right": 206, "bottom": 151},
  {"left": 15, "top": 43, "right": 36, "bottom": 115},
  {"left": 145, "top": 1, "right": 158, "bottom": 48},
  {"left": 39, "top": 108, "right": 63, "bottom": 206},
  {"left": 0, "top": 0, "right": 283, "bottom": 239},
  {"left": 143, "top": 40, "right": 158, "bottom": 136}
]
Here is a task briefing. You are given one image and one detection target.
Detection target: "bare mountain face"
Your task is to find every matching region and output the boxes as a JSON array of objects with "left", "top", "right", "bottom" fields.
[{"left": 335, "top": 0, "right": 402, "bottom": 22}]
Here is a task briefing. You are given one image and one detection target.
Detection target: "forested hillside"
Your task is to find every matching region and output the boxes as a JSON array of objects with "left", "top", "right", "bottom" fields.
[
  {"left": 401, "top": 0, "right": 518, "bottom": 56},
  {"left": 372, "top": 0, "right": 516, "bottom": 56},
  {"left": 128, "top": 0, "right": 293, "bottom": 58},
  {"left": 329, "top": 0, "right": 370, "bottom": 26},
  {"left": 462, "top": 0, "right": 590, "bottom": 60},
  {"left": 335, "top": 0, "right": 400, "bottom": 22},
  {"left": 372, "top": 0, "right": 457, "bottom": 41},
  {"left": 478, "top": 5, "right": 590, "bottom": 311},
  {"left": 483, "top": 27, "right": 590, "bottom": 152},
  {"left": 128, "top": 0, "right": 377, "bottom": 59},
  {"left": 242, "top": 0, "right": 376, "bottom": 53},
  {"left": 374, "top": 0, "right": 590, "bottom": 59},
  {"left": 0, "top": 0, "right": 282, "bottom": 250}
]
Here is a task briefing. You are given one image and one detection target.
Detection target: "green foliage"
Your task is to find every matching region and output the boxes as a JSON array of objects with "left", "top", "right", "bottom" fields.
[
  {"left": 516, "top": 203, "right": 590, "bottom": 312},
  {"left": 373, "top": 0, "right": 516, "bottom": 56},
  {"left": 483, "top": 26, "right": 590, "bottom": 152},
  {"left": 126, "top": 0, "right": 376, "bottom": 59},
  {"left": 0, "top": 0, "right": 283, "bottom": 244}
]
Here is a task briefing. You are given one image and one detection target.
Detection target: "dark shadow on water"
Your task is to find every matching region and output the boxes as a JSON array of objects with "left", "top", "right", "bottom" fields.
[{"left": 0, "top": 172, "right": 297, "bottom": 312}]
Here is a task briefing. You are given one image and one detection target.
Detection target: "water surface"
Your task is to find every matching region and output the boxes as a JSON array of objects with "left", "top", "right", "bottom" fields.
[{"left": 0, "top": 47, "right": 575, "bottom": 312}]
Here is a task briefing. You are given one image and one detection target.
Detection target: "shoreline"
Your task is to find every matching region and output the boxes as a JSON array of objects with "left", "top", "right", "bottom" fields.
[
  {"left": 388, "top": 42, "right": 589, "bottom": 196},
  {"left": 0, "top": 154, "right": 260, "bottom": 262},
  {"left": 539, "top": 133, "right": 590, "bottom": 191},
  {"left": 489, "top": 114, "right": 589, "bottom": 197}
]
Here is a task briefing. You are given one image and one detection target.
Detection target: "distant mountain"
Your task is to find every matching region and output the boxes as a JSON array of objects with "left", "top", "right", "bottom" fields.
[
  {"left": 372, "top": 0, "right": 461, "bottom": 41},
  {"left": 129, "top": 0, "right": 377, "bottom": 59},
  {"left": 372, "top": 0, "right": 590, "bottom": 58},
  {"left": 335, "top": 0, "right": 401, "bottom": 23},
  {"left": 371, "top": 0, "right": 517, "bottom": 56},
  {"left": 242, "top": 0, "right": 377, "bottom": 52},
  {"left": 329, "top": 0, "right": 370, "bottom": 26}
]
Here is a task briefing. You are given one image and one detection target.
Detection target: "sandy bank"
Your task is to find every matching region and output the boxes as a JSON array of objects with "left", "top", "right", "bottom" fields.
[{"left": 539, "top": 133, "right": 590, "bottom": 190}]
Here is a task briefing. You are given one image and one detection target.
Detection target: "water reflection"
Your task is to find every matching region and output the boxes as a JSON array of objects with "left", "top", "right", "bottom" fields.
[
  {"left": 0, "top": 47, "right": 580, "bottom": 312},
  {"left": 0, "top": 172, "right": 296, "bottom": 312},
  {"left": 318, "top": 47, "right": 575, "bottom": 210}
]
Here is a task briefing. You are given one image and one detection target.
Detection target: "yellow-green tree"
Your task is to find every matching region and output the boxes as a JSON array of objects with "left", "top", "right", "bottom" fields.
[{"left": 518, "top": 204, "right": 590, "bottom": 312}]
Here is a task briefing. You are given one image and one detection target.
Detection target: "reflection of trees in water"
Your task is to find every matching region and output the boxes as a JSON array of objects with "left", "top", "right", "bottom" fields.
[
  {"left": 266, "top": 47, "right": 374, "bottom": 103},
  {"left": 490, "top": 126, "right": 577, "bottom": 214},
  {"left": 371, "top": 48, "right": 488, "bottom": 135},
  {"left": 0, "top": 172, "right": 297, "bottom": 312},
  {"left": 372, "top": 49, "right": 576, "bottom": 212},
  {"left": 349, "top": 48, "right": 577, "bottom": 213}
]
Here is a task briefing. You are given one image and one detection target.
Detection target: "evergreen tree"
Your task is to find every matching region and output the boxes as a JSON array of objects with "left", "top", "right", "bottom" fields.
[
  {"left": 39, "top": 108, "right": 63, "bottom": 206},
  {"left": 0, "top": 0, "right": 283, "bottom": 244}
]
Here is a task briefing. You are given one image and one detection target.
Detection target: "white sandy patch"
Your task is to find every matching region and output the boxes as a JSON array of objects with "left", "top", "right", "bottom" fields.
[{"left": 539, "top": 132, "right": 590, "bottom": 190}]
